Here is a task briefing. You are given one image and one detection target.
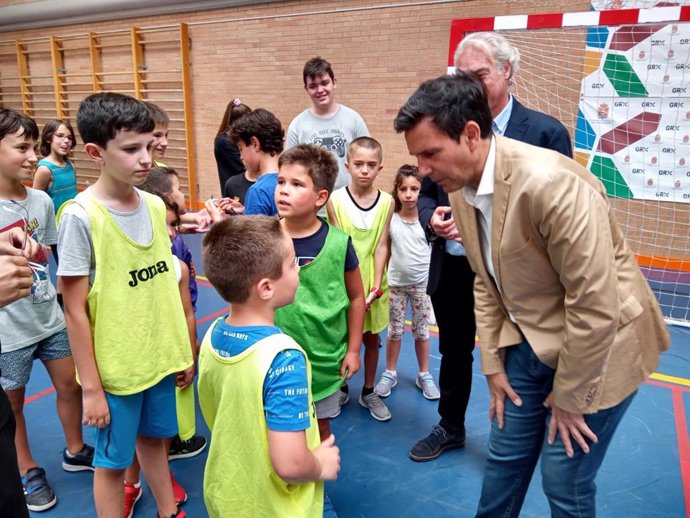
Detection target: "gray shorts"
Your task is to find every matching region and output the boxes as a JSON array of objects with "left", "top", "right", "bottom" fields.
[
  {"left": 314, "top": 390, "right": 341, "bottom": 419},
  {"left": 0, "top": 328, "right": 71, "bottom": 390}
]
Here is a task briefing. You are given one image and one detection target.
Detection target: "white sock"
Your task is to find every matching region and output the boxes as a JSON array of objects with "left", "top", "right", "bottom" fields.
[
  {"left": 385, "top": 369, "right": 397, "bottom": 377},
  {"left": 418, "top": 371, "right": 430, "bottom": 378}
]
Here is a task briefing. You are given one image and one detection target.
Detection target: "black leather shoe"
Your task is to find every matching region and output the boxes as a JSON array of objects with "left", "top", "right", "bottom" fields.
[{"left": 409, "top": 424, "right": 465, "bottom": 462}]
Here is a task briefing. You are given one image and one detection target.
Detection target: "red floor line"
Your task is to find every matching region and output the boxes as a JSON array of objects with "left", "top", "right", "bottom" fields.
[
  {"left": 24, "top": 386, "right": 55, "bottom": 404},
  {"left": 672, "top": 388, "right": 690, "bottom": 518}
]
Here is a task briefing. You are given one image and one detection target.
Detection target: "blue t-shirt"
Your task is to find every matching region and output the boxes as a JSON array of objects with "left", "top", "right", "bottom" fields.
[
  {"left": 244, "top": 172, "right": 278, "bottom": 216},
  {"left": 171, "top": 234, "right": 198, "bottom": 311},
  {"left": 210, "top": 318, "right": 309, "bottom": 432},
  {"left": 293, "top": 219, "right": 359, "bottom": 271}
]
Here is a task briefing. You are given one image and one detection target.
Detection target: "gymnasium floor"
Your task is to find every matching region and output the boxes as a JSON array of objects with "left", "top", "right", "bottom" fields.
[{"left": 23, "top": 233, "right": 689, "bottom": 518}]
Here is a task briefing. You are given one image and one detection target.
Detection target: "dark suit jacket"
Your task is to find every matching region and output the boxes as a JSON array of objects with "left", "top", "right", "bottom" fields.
[{"left": 419, "top": 98, "right": 573, "bottom": 296}]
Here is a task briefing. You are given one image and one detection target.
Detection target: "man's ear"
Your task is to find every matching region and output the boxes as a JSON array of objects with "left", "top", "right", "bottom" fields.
[
  {"left": 464, "top": 121, "right": 482, "bottom": 150},
  {"left": 256, "top": 277, "right": 274, "bottom": 301},
  {"left": 84, "top": 143, "right": 104, "bottom": 164}
]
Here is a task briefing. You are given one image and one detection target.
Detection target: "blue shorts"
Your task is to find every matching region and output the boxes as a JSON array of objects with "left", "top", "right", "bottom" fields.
[
  {"left": 94, "top": 375, "right": 178, "bottom": 470},
  {"left": 0, "top": 328, "right": 71, "bottom": 391}
]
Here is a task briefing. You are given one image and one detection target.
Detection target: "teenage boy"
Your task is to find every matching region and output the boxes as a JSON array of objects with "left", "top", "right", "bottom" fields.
[
  {"left": 287, "top": 57, "right": 369, "bottom": 192},
  {"left": 0, "top": 108, "right": 93, "bottom": 513},
  {"left": 58, "top": 93, "right": 193, "bottom": 518},
  {"left": 198, "top": 215, "right": 340, "bottom": 518},
  {"left": 327, "top": 137, "right": 394, "bottom": 422},
  {"left": 229, "top": 108, "right": 284, "bottom": 216}
]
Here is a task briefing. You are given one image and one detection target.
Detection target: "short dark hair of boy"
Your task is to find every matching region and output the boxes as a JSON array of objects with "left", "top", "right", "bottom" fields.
[
  {"left": 139, "top": 166, "right": 174, "bottom": 195},
  {"left": 229, "top": 108, "right": 284, "bottom": 156},
  {"left": 279, "top": 144, "right": 338, "bottom": 195},
  {"left": 0, "top": 108, "right": 38, "bottom": 142},
  {"left": 143, "top": 101, "right": 170, "bottom": 126},
  {"left": 303, "top": 57, "right": 334, "bottom": 85},
  {"left": 160, "top": 193, "right": 181, "bottom": 228},
  {"left": 203, "top": 216, "right": 285, "bottom": 304},
  {"left": 40, "top": 119, "right": 77, "bottom": 157},
  {"left": 77, "top": 92, "right": 154, "bottom": 148},
  {"left": 347, "top": 136, "right": 383, "bottom": 162},
  {"left": 391, "top": 164, "right": 421, "bottom": 212}
]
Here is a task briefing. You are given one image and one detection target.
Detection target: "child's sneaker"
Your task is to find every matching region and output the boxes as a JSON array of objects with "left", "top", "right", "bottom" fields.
[
  {"left": 22, "top": 467, "right": 57, "bottom": 512},
  {"left": 157, "top": 508, "right": 186, "bottom": 518},
  {"left": 168, "top": 435, "right": 207, "bottom": 460},
  {"left": 171, "top": 473, "right": 188, "bottom": 506},
  {"left": 338, "top": 384, "right": 349, "bottom": 407},
  {"left": 374, "top": 371, "right": 397, "bottom": 397},
  {"left": 358, "top": 391, "right": 391, "bottom": 421},
  {"left": 416, "top": 373, "right": 440, "bottom": 400},
  {"left": 62, "top": 443, "right": 95, "bottom": 472},
  {"left": 123, "top": 481, "right": 142, "bottom": 518}
]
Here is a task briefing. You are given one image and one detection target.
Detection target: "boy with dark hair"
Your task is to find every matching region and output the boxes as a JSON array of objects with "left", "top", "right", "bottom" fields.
[
  {"left": 229, "top": 108, "right": 284, "bottom": 216},
  {"left": 0, "top": 108, "right": 93, "bottom": 513},
  {"left": 58, "top": 92, "right": 193, "bottom": 518},
  {"left": 287, "top": 57, "right": 369, "bottom": 192},
  {"left": 198, "top": 215, "right": 340, "bottom": 518},
  {"left": 143, "top": 101, "right": 170, "bottom": 167},
  {"left": 328, "top": 136, "right": 394, "bottom": 422}
]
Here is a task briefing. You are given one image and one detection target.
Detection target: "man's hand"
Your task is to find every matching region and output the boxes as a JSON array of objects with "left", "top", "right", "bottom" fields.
[
  {"left": 544, "top": 394, "right": 598, "bottom": 457},
  {"left": 82, "top": 388, "right": 110, "bottom": 428},
  {"left": 430, "top": 206, "right": 462, "bottom": 242},
  {"left": 487, "top": 372, "right": 522, "bottom": 429},
  {"left": 0, "top": 255, "right": 33, "bottom": 307},
  {"left": 340, "top": 351, "right": 360, "bottom": 379},
  {"left": 0, "top": 227, "right": 41, "bottom": 259}
]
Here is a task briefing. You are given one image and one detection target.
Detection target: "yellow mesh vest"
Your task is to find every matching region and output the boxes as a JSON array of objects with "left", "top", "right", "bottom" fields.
[
  {"left": 198, "top": 320, "right": 323, "bottom": 518},
  {"left": 60, "top": 191, "right": 192, "bottom": 395}
]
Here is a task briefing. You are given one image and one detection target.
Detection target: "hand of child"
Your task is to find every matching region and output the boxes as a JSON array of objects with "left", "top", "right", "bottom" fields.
[
  {"left": 218, "top": 197, "right": 244, "bottom": 215},
  {"left": 204, "top": 199, "right": 224, "bottom": 224},
  {"left": 340, "top": 351, "right": 360, "bottom": 379},
  {"left": 176, "top": 365, "right": 195, "bottom": 389},
  {"left": 313, "top": 434, "right": 340, "bottom": 481},
  {"left": 364, "top": 292, "right": 377, "bottom": 311},
  {"left": 195, "top": 209, "right": 214, "bottom": 231},
  {"left": 82, "top": 388, "right": 110, "bottom": 428}
]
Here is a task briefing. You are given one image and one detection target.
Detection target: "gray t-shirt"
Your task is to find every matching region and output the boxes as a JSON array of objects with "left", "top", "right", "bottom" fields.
[
  {"left": 0, "top": 189, "right": 64, "bottom": 352},
  {"left": 286, "top": 104, "right": 369, "bottom": 191},
  {"left": 57, "top": 188, "right": 153, "bottom": 285}
]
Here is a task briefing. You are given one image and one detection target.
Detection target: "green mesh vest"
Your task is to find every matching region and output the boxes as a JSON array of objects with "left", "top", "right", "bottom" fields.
[
  {"left": 198, "top": 321, "right": 322, "bottom": 518},
  {"left": 275, "top": 223, "right": 351, "bottom": 401}
]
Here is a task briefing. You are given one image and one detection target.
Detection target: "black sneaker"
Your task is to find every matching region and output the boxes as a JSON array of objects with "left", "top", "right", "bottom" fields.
[
  {"left": 409, "top": 424, "right": 465, "bottom": 462},
  {"left": 168, "top": 434, "right": 207, "bottom": 461},
  {"left": 62, "top": 444, "right": 95, "bottom": 472},
  {"left": 22, "top": 467, "right": 57, "bottom": 512}
]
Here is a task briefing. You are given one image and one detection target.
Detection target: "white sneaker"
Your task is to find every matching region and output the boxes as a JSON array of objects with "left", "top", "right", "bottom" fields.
[
  {"left": 374, "top": 371, "right": 397, "bottom": 397},
  {"left": 416, "top": 373, "right": 440, "bottom": 400}
]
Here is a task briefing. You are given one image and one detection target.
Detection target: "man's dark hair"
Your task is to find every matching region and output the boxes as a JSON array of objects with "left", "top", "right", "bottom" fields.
[
  {"left": 77, "top": 92, "right": 155, "bottom": 148},
  {"left": 303, "top": 57, "right": 335, "bottom": 85},
  {"left": 0, "top": 108, "right": 38, "bottom": 142},
  {"left": 394, "top": 73, "right": 492, "bottom": 140},
  {"left": 229, "top": 108, "right": 284, "bottom": 156}
]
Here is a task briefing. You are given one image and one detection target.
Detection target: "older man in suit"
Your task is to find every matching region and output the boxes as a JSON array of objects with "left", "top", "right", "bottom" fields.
[
  {"left": 410, "top": 31, "right": 572, "bottom": 462},
  {"left": 395, "top": 73, "right": 669, "bottom": 517}
]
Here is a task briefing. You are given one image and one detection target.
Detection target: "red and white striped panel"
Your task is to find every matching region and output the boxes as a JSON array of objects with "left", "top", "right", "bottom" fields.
[{"left": 447, "top": 5, "right": 690, "bottom": 67}]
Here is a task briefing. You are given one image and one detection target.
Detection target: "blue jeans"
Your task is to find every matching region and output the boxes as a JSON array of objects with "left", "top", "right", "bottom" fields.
[{"left": 475, "top": 341, "right": 635, "bottom": 518}]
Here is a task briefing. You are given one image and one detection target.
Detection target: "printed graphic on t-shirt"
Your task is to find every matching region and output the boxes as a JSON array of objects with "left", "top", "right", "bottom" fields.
[{"left": 310, "top": 130, "right": 347, "bottom": 159}]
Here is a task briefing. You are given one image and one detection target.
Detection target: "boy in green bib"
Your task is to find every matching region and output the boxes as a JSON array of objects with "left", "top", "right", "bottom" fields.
[
  {"left": 57, "top": 93, "right": 193, "bottom": 518},
  {"left": 198, "top": 216, "right": 340, "bottom": 518}
]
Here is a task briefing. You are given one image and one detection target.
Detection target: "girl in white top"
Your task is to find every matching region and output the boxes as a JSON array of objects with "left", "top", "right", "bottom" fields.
[{"left": 374, "top": 165, "right": 439, "bottom": 400}]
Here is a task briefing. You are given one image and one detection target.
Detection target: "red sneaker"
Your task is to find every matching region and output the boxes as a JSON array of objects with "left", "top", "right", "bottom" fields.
[
  {"left": 157, "top": 508, "right": 186, "bottom": 518},
  {"left": 123, "top": 481, "right": 142, "bottom": 518},
  {"left": 170, "top": 473, "right": 187, "bottom": 506}
]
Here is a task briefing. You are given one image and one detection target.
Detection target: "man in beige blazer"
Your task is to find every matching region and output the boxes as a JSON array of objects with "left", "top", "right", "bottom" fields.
[{"left": 394, "top": 73, "right": 669, "bottom": 518}]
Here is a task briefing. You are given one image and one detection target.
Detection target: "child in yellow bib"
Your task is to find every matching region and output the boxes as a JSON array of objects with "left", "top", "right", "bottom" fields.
[
  {"left": 198, "top": 216, "right": 340, "bottom": 518},
  {"left": 57, "top": 93, "right": 193, "bottom": 518}
]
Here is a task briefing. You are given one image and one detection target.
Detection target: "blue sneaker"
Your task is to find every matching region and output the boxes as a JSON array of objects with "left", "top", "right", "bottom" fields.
[
  {"left": 323, "top": 493, "right": 338, "bottom": 518},
  {"left": 22, "top": 467, "right": 57, "bottom": 512}
]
